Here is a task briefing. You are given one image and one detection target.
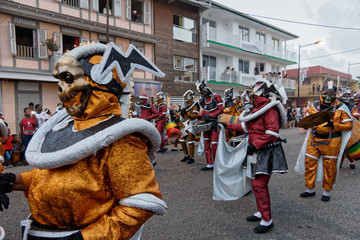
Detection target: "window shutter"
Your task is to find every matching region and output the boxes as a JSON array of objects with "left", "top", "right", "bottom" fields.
[
  {"left": 80, "top": 0, "right": 89, "bottom": 9},
  {"left": 9, "top": 22, "right": 16, "bottom": 56},
  {"left": 81, "top": 38, "right": 89, "bottom": 44},
  {"left": 114, "top": 0, "right": 121, "bottom": 17},
  {"left": 126, "top": 0, "right": 131, "bottom": 20},
  {"left": 37, "top": 29, "right": 48, "bottom": 59},
  {"left": 53, "top": 33, "right": 63, "bottom": 62},
  {"left": 144, "top": 2, "right": 151, "bottom": 25},
  {"left": 92, "top": 0, "right": 99, "bottom": 12}
]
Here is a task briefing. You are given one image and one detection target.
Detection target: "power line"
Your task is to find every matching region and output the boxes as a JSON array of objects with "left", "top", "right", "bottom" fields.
[
  {"left": 245, "top": 13, "right": 360, "bottom": 30},
  {"left": 302, "top": 48, "right": 360, "bottom": 61}
]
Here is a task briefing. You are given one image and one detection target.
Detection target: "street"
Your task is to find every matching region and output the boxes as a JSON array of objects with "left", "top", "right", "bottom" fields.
[{"left": 1, "top": 128, "right": 360, "bottom": 239}]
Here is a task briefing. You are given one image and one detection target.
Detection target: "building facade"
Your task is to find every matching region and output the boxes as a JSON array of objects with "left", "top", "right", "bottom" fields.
[
  {"left": 200, "top": 2, "right": 298, "bottom": 97},
  {"left": 0, "top": 0, "right": 159, "bottom": 133},
  {"left": 286, "top": 65, "right": 358, "bottom": 105}
]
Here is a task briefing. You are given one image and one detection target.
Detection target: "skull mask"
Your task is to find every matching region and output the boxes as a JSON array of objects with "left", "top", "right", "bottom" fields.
[
  {"left": 341, "top": 93, "right": 351, "bottom": 104},
  {"left": 183, "top": 90, "right": 195, "bottom": 107},
  {"left": 53, "top": 54, "right": 92, "bottom": 117},
  {"left": 321, "top": 90, "right": 336, "bottom": 106}
]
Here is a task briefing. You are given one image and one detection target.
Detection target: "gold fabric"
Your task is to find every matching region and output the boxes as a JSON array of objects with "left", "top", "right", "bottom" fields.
[
  {"left": 0, "top": 163, "right": 3, "bottom": 173},
  {"left": 21, "top": 135, "right": 161, "bottom": 240},
  {"left": 304, "top": 106, "right": 352, "bottom": 191},
  {"left": 179, "top": 103, "right": 198, "bottom": 158},
  {"left": 223, "top": 102, "right": 242, "bottom": 116}
]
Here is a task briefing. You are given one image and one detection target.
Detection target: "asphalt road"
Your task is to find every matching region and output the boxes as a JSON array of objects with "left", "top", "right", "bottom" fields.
[{"left": 1, "top": 128, "right": 360, "bottom": 239}]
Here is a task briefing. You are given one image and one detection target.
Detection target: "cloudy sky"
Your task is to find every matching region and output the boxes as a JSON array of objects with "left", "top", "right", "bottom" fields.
[{"left": 215, "top": 0, "right": 360, "bottom": 78}]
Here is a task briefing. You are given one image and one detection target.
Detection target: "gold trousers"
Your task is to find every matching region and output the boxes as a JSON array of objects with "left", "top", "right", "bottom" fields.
[{"left": 305, "top": 136, "right": 341, "bottom": 191}]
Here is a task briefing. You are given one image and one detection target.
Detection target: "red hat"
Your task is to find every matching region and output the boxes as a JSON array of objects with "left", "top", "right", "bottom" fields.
[{"left": 139, "top": 94, "right": 149, "bottom": 100}]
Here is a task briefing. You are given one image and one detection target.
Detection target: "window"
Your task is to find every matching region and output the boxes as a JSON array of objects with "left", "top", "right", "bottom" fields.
[
  {"left": 131, "top": 40, "right": 144, "bottom": 54},
  {"left": 126, "top": 0, "right": 150, "bottom": 24},
  {"left": 99, "top": 0, "right": 113, "bottom": 15},
  {"left": 174, "top": 56, "right": 197, "bottom": 82},
  {"left": 238, "top": 59, "right": 249, "bottom": 74},
  {"left": 173, "top": 15, "right": 197, "bottom": 44},
  {"left": 271, "top": 65, "right": 280, "bottom": 73},
  {"left": 255, "top": 62, "right": 265, "bottom": 75},
  {"left": 238, "top": 26, "right": 249, "bottom": 42},
  {"left": 203, "top": 18, "right": 216, "bottom": 28},
  {"left": 15, "top": 26, "right": 36, "bottom": 58},
  {"left": 255, "top": 32, "right": 265, "bottom": 44},
  {"left": 62, "top": 35, "right": 79, "bottom": 53},
  {"left": 62, "top": 0, "right": 80, "bottom": 8},
  {"left": 203, "top": 55, "right": 216, "bottom": 81},
  {"left": 272, "top": 38, "right": 279, "bottom": 50}
]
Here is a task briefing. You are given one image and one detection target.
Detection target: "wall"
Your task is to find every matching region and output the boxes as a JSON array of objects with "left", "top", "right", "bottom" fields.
[
  {"left": 1, "top": 81, "right": 16, "bottom": 133},
  {"left": 154, "top": 0, "right": 199, "bottom": 97}
]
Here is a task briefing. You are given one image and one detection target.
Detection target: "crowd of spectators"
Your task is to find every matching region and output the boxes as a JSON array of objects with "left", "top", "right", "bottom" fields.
[{"left": 1, "top": 102, "right": 62, "bottom": 168}]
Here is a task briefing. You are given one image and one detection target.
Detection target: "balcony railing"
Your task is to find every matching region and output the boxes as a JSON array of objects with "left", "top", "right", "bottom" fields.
[
  {"left": 201, "top": 66, "right": 242, "bottom": 84},
  {"left": 62, "top": 0, "right": 79, "bottom": 8},
  {"left": 16, "top": 45, "right": 36, "bottom": 59},
  {"left": 264, "top": 75, "right": 296, "bottom": 89},
  {"left": 173, "top": 25, "right": 197, "bottom": 44},
  {"left": 201, "top": 23, "right": 297, "bottom": 63}
]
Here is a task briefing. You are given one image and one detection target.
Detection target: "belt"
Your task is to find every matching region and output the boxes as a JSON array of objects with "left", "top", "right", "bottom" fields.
[{"left": 314, "top": 131, "right": 341, "bottom": 139}]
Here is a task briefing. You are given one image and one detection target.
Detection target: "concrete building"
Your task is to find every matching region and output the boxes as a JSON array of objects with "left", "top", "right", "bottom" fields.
[
  {"left": 0, "top": 0, "right": 159, "bottom": 133},
  {"left": 285, "top": 65, "right": 358, "bottom": 105},
  {"left": 200, "top": 1, "right": 298, "bottom": 97}
]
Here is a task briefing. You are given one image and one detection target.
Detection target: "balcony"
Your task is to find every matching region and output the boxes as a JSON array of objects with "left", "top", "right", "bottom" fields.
[
  {"left": 173, "top": 25, "right": 197, "bottom": 44},
  {"left": 201, "top": 23, "right": 296, "bottom": 63},
  {"left": 201, "top": 66, "right": 243, "bottom": 84},
  {"left": 16, "top": 45, "right": 36, "bottom": 59}
]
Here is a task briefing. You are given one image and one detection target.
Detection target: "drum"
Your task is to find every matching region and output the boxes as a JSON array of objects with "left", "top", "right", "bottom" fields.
[
  {"left": 345, "top": 120, "right": 360, "bottom": 160},
  {"left": 192, "top": 121, "right": 212, "bottom": 132},
  {"left": 218, "top": 114, "right": 240, "bottom": 137},
  {"left": 194, "top": 133, "right": 201, "bottom": 141},
  {"left": 166, "top": 122, "right": 180, "bottom": 140}
]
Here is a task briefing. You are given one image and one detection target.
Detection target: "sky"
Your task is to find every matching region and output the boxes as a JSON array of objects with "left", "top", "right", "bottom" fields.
[{"left": 214, "top": 0, "right": 360, "bottom": 78}]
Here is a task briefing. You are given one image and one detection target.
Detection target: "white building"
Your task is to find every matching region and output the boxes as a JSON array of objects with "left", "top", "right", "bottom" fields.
[{"left": 200, "top": 1, "right": 298, "bottom": 97}]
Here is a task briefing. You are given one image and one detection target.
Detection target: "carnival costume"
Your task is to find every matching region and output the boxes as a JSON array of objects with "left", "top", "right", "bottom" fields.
[
  {"left": 196, "top": 80, "right": 223, "bottom": 171},
  {"left": 0, "top": 43, "right": 167, "bottom": 240},
  {"left": 223, "top": 88, "right": 242, "bottom": 116},
  {"left": 154, "top": 92, "right": 168, "bottom": 153},
  {"left": 296, "top": 84, "right": 352, "bottom": 202},
  {"left": 219, "top": 79, "right": 288, "bottom": 233},
  {"left": 135, "top": 94, "right": 159, "bottom": 121},
  {"left": 176, "top": 90, "right": 200, "bottom": 164},
  {"left": 0, "top": 120, "right": 7, "bottom": 173}
]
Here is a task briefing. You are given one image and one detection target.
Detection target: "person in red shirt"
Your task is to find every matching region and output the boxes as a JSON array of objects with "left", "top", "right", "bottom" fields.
[
  {"left": 19, "top": 107, "right": 38, "bottom": 151},
  {"left": 196, "top": 80, "right": 224, "bottom": 171},
  {"left": 1, "top": 128, "right": 13, "bottom": 166},
  {"left": 219, "top": 79, "right": 288, "bottom": 233}
]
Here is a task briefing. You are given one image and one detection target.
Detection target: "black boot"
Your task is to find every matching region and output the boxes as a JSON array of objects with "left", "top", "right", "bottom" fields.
[
  {"left": 187, "top": 158, "right": 195, "bottom": 164},
  {"left": 181, "top": 155, "right": 190, "bottom": 162},
  {"left": 254, "top": 223, "right": 274, "bottom": 233}
]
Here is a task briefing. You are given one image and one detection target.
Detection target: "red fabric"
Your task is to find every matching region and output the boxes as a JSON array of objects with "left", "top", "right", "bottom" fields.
[
  {"left": 22, "top": 117, "right": 36, "bottom": 135},
  {"left": 203, "top": 130, "right": 218, "bottom": 164},
  {"left": 155, "top": 104, "right": 167, "bottom": 148},
  {"left": 202, "top": 94, "right": 224, "bottom": 118},
  {"left": 252, "top": 174, "right": 271, "bottom": 221},
  {"left": 226, "top": 97, "right": 279, "bottom": 149},
  {"left": 139, "top": 105, "right": 158, "bottom": 120},
  {"left": 2, "top": 135, "right": 13, "bottom": 150}
]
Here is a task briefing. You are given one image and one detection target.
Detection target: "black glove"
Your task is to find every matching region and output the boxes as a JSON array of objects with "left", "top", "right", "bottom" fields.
[
  {"left": 218, "top": 122, "right": 227, "bottom": 128},
  {"left": 0, "top": 193, "right": 9, "bottom": 211},
  {"left": 203, "top": 115, "right": 211, "bottom": 122},
  {"left": 63, "top": 231, "right": 84, "bottom": 240},
  {"left": 247, "top": 143, "right": 256, "bottom": 155},
  {"left": 324, "top": 121, "right": 334, "bottom": 129},
  {"left": 0, "top": 173, "right": 16, "bottom": 193}
]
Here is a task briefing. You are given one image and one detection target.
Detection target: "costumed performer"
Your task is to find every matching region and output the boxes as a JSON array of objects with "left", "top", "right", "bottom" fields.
[
  {"left": 0, "top": 43, "right": 167, "bottom": 240},
  {"left": 0, "top": 119, "right": 7, "bottom": 173},
  {"left": 135, "top": 94, "right": 159, "bottom": 121},
  {"left": 154, "top": 92, "right": 168, "bottom": 153},
  {"left": 176, "top": 90, "right": 200, "bottom": 164},
  {"left": 295, "top": 82, "right": 352, "bottom": 202},
  {"left": 223, "top": 88, "right": 242, "bottom": 116},
  {"left": 219, "top": 79, "right": 288, "bottom": 233},
  {"left": 196, "top": 80, "right": 223, "bottom": 171}
]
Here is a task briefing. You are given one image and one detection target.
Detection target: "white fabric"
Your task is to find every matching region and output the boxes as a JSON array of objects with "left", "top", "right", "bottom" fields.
[
  {"left": 0, "top": 119, "right": 7, "bottom": 139},
  {"left": 197, "top": 132, "right": 205, "bottom": 156},
  {"left": 0, "top": 226, "right": 4, "bottom": 240},
  {"left": 119, "top": 193, "right": 168, "bottom": 215},
  {"left": 0, "top": 156, "right": 4, "bottom": 164},
  {"left": 260, "top": 219, "right": 273, "bottom": 226},
  {"left": 306, "top": 188, "right": 315, "bottom": 193},
  {"left": 213, "top": 125, "right": 252, "bottom": 201},
  {"left": 25, "top": 109, "right": 161, "bottom": 169},
  {"left": 323, "top": 190, "right": 330, "bottom": 196},
  {"left": 34, "top": 112, "right": 49, "bottom": 129},
  {"left": 295, "top": 104, "right": 352, "bottom": 182},
  {"left": 254, "top": 211, "right": 262, "bottom": 218}
]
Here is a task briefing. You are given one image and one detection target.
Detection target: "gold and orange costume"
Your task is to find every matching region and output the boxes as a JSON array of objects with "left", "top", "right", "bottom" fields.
[{"left": 0, "top": 43, "right": 167, "bottom": 239}]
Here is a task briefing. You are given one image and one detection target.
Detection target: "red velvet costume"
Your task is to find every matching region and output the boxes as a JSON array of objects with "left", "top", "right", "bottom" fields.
[
  {"left": 200, "top": 94, "right": 224, "bottom": 165},
  {"left": 155, "top": 102, "right": 168, "bottom": 149},
  {"left": 226, "top": 96, "right": 286, "bottom": 222},
  {"left": 136, "top": 97, "right": 158, "bottom": 121}
]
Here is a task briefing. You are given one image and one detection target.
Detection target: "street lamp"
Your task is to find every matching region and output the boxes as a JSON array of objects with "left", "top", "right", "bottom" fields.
[
  {"left": 348, "top": 62, "right": 360, "bottom": 88},
  {"left": 297, "top": 40, "right": 324, "bottom": 105}
]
